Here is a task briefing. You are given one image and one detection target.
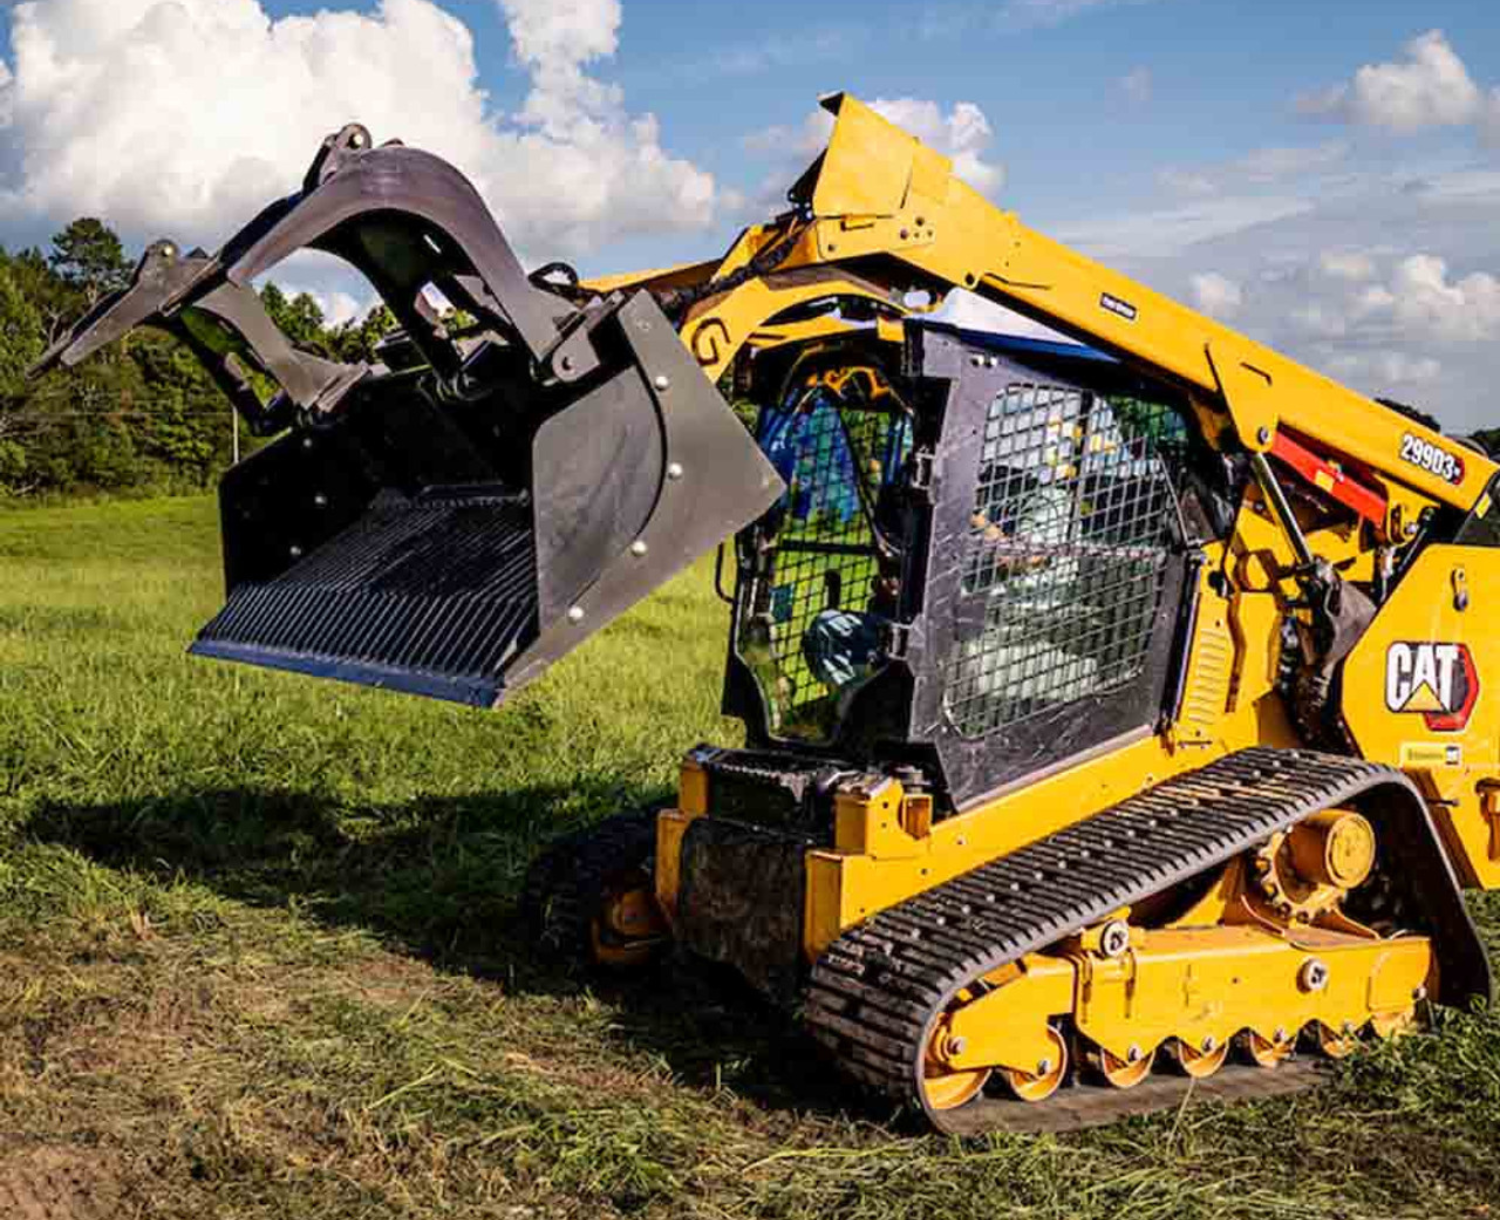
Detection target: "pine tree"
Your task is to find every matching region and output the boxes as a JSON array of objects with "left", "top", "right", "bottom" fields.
[{"left": 48, "top": 218, "right": 133, "bottom": 309}]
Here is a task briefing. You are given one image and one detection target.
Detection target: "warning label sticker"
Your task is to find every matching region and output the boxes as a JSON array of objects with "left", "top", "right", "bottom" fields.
[{"left": 1399, "top": 742, "right": 1463, "bottom": 769}]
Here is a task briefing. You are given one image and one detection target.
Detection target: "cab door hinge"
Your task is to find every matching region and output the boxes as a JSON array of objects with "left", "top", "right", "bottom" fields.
[
  {"left": 883, "top": 622, "right": 913, "bottom": 662},
  {"left": 910, "top": 448, "right": 936, "bottom": 496}
]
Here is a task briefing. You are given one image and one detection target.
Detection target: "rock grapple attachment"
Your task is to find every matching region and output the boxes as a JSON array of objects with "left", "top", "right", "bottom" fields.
[{"left": 32, "top": 125, "right": 783, "bottom": 706}]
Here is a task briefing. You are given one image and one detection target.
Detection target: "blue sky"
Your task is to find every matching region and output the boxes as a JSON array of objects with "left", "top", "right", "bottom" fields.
[{"left": 2, "top": 0, "right": 1498, "bottom": 424}]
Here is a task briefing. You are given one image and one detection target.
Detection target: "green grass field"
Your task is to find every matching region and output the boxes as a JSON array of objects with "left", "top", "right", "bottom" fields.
[{"left": 2, "top": 496, "right": 1500, "bottom": 1219}]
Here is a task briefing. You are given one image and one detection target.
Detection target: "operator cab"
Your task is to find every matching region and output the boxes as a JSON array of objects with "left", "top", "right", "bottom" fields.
[{"left": 725, "top": 321, "right": 1229, "bottom": 810}]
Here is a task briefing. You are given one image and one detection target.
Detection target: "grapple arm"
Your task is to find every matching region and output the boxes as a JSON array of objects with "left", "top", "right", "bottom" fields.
[{"left": 30, "top": 239, "right": 365, "bottom": 437}]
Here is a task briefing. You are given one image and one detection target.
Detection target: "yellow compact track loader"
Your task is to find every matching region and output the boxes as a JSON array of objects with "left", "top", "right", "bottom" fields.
[{"left": 35, "top": 95, "right": 1500, "bottom": 1133}]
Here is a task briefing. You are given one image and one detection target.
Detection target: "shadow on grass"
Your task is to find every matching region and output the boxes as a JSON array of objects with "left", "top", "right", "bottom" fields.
[{"left": 22, "top": 785, "right": 850, "bottom": 1121}]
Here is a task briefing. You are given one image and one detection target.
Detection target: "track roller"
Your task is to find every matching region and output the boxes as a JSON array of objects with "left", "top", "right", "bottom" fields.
[
  {"left": 1001, "top": 1027, "right": 1070, "bottom": 1102},
  {"left": 1238, "top": 1028, "right": 1298, "bottom": 1068},
  {"left": 1083, "top": 1040, "right": 1155, "bottom": 1089},
  {"left": 1168, "top": 1036, "right": 1231, "bottom": 1079},
  {"left": 1312, "top": 1021, "right": 1361, "bottom": 1059}
]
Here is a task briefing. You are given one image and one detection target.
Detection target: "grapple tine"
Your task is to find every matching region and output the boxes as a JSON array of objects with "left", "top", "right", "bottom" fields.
[{"left": 28, "top": 239, "right": 208, "bottom": 377}]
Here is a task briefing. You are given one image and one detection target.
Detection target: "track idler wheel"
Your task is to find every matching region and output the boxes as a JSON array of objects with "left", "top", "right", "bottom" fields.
[
  {"left": 521, "top": 809, "right": 668, "bottom": 969},
  {"left": 920, "top": 992, "right": 993, "bottom": 1111},
  {"left": 921, "top": 1056, "right": 992, "bottom": 1112}
]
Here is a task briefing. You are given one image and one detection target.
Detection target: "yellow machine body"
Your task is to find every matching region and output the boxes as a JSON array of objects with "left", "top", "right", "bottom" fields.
[
  {"left": 611, "top": 94, "right": 1500, "bottom": 1126},
  {"left": 40, "top": 83, "right": 1495, "bottom": 1131}
]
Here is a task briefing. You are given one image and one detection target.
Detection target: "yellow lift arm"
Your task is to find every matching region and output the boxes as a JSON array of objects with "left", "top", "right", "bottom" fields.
[{"left": 595, "top": 94, "right": 1494, "bottom": 538}]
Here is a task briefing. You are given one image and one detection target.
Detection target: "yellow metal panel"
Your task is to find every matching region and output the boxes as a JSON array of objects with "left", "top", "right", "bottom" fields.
[
  {"left": 833, "top": 780, "right": 923, "bottom": 859},
  {"left": 804, "top": 853, "right": 847, "bottom": 962},
  {"left": 813, "top": 213, "right": 937, "bottom": 264},
  {"left": 654, "top": 810, "right": 696, "bottom": 924},
  {"left": 1172, "top": 574, "right": 1233, "bottom": 747},
  {"left": 804, "top": 740, "right": 1237, "bottom": 957},
  {"left": 683, "top": 264, "right": 899, "bottom": 380},
  {"left": 1076, "top": 926, "right": 1431, "bottom": 1063},
  {"left": 1206, "top": 341, "right": 1278, "bottom": 452},
  {"left": 582, "top": 258, "right": 722, "bottom": 296},
  {"left": 907, "top": 142, "right": 953, "bottom": 210},
  {"left": 811, "top": 94, "right": 921, "bottom": 218},
  {"left": 678, "top": 759, "right": 710, "bottom": 817},
  {"left": 1342, "top": 544, "right": 1500, "bottom": 888},
  {"left": 945, "top": 954, "right": 1075, "bottom": 1073}
]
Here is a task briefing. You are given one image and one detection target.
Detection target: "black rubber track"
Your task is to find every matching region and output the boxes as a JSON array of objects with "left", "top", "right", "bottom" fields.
[
  {"left": 520, "top": 809, "right": 658, "bottom": 958},
  {"left": 804, "top": 747, "right": 1490, "bottom": 1134}
]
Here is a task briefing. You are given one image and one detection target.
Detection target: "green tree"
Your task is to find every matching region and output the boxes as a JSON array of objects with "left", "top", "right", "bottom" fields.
[
  {"left": 0, "top": 263, "right": 44, "bottom": 396},
  {"left": 329, "top": 303, "right": 399, "bottom": 364},
  {"left": 8, "top": 246, "right": 85, "bottom": 346},
  {"left": 260, "top": 284, "right": 329, "bottom": 353},
  {"left": 48, "top": 218, "right": 133, "bottom": 309},
  {"left": 0, "top": 261, "right": 46, "bottom": 485}
]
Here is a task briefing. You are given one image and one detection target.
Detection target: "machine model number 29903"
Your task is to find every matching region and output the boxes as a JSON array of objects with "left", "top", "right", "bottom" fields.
[{"left": 1400, "top": 432, "right": 1465, "bottom": 485}]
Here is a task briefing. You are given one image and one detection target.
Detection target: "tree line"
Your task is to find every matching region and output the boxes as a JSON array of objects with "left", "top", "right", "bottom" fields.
[{"left": 0, "top": 218, "right": 395, "bottom": 500}]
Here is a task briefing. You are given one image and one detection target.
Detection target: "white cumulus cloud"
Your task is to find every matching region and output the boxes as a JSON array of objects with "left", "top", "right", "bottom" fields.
[
  {"left": 1189, "top": 272, "right": 1243, "bottom": 320},
  {"left": 1318, "top": 250, "right": 1377, "bottom": 282},
  {"left": 1380, "top": 254, "right": 1500, "bottom": 344},
  {"left": 277, "top": 283, "right": 370, "bottom": 329},
  {"left": 865, "top": 98, "right": 1005, "bottom": 194},
  {"left": 1330, "top": 352, "right": 1443, "bottom": 387},
  {"left": 0, "top": 0, "right": 717, "bottom": 261},
  {"left": 1297, "top": 30, "right": 1488, "bottom": 137}
]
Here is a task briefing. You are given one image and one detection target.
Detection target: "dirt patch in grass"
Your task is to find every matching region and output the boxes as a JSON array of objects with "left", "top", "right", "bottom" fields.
[{"left": 0, "top": 1141, "right": 132, "bottom": 1220}]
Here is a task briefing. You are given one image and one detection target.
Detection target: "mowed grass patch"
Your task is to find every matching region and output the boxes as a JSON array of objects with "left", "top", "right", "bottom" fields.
[{"left": 0, "top": 495, "right": 1497, "bottom": 1219}]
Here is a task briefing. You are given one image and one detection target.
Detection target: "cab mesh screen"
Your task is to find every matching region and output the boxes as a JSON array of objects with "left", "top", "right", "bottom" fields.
[
  {"left": 739, "top": 387, "right": 910, "bottom": 742},
  {"left": 944, "top": 384, "right": 1182, "bottom": 738}
]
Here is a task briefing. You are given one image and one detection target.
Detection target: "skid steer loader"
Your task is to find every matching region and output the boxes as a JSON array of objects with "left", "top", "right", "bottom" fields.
[{"left": 34, "top": 95, "right": 1500, "bottom": 1134}]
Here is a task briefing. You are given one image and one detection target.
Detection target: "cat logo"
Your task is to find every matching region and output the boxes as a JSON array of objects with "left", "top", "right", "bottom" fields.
[{"left": 1385, "top": 642, "right": 1479, "bottom": 732}]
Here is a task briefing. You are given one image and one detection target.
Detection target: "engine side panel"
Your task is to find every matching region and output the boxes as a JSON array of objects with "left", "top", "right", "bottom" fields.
[{"left": 1343, "top": 543, "right": 1500, "bottom": 888}]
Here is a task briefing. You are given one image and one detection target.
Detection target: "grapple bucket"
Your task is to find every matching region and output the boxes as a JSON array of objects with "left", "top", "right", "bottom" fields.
[
  {"left": 33, "top": 125, "right": 783, "bottom": 707},
  {"left": 195, "top": 289, "right": 779, "bottom": 706}
]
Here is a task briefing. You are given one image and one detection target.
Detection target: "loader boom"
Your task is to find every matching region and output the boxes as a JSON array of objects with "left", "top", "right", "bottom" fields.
[{"left": 635, "top": 94, "right": 1494, "bottom": 540}]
